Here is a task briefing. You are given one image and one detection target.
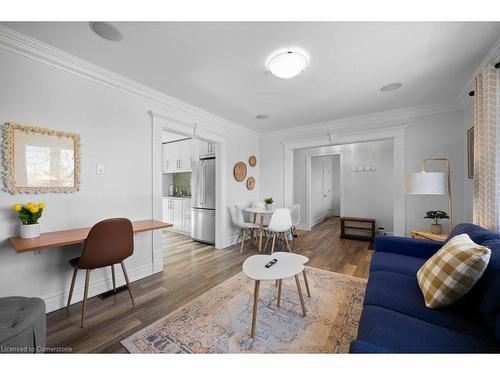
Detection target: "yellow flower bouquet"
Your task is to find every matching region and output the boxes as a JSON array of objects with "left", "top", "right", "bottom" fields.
[
  {"left": 12, "top": 202, "right": 45, "bottom": 238},
  {"left": 12, "top": 202, "right": 45, "bottom": 224}
]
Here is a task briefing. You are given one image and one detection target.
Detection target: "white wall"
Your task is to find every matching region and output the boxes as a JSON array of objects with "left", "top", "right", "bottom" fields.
[
  {"left": 0, "top": 46, "right": 259, "bottom": 312},
  {"left": 261, "top": 109, "right": 466, "bottom": 235},
  {"left": 293, "top": 139, "right": 394, "bottom": 232},
  {"left": 404, "top": 110, "right": 466, "bottom": 233}
]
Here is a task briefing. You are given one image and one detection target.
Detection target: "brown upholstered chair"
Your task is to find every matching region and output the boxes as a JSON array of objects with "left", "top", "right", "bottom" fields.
[{"left": 66, "top": 218, "right": 135, "bottom": 327}]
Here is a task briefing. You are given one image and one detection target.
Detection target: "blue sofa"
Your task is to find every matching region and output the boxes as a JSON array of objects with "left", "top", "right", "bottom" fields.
[{"left": 350, "top": 223, "right": 500, "bottom": 353}]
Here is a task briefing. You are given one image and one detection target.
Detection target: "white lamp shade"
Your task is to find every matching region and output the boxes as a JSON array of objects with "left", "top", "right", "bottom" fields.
[{"left": 406, "top": 172, "right": 446, "bottom": 195}]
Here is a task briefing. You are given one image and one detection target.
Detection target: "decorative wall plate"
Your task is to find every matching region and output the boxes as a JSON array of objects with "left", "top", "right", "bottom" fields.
[
  {"left": 233, "top": 162, "right": 247, "bottom": 182},
  {"left": 246, "top": 176, "right": 256, "bottom": 190},
  {"left": 249, "top": 155, "right": 257, "bottom": 167}
]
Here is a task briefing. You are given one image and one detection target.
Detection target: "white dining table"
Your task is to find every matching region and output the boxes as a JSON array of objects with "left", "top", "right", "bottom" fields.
[{"left": 244, "top": 207, "right": 273, "bottom": 252}]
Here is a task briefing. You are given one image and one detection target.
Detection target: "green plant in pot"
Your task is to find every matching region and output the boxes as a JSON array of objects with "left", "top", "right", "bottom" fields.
[
  {"left": 423, "top": 210, "right": 449, "bottom": 234},
  {"left": 264, "top": 197, "right": 274, "bottom": 210}
]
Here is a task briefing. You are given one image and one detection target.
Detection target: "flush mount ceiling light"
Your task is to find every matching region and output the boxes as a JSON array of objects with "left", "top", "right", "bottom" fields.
[
  {"left": 256, "top": 114, "right": 269, "bottom": 120},
  {"left": 380, "top": 82, "right": 403, "bottom": 92},
  {"left": 89, "top": 22, "right": 124, "bottom": 42},
  {"left": 267, "top": 49, "right": 308, "bottom": 79}
]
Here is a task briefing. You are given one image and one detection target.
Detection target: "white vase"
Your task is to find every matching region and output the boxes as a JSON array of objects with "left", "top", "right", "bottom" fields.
[
  {"left": 20, "top": 223, "right": 40, "bottom": 239},
  {"left": 266, "top": 203, "right": 273, "bottom": 210}
]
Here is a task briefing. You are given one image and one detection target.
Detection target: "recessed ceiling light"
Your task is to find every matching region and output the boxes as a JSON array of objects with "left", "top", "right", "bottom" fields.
[
  {"left": 256, "top": 114, "right": 269, "bottom": 120},
  {"left": 380, "top": 82, "right": 402, "bottom": 92},
  {"left": 89, "top": 22, "right": 123, "bottom": 42},
  {"left": 267, "top": 49, "right": 308, "bottom": 79}
]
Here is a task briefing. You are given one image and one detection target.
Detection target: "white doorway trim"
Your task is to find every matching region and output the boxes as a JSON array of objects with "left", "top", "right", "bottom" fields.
[
  {"left": 283, "top": 125, "right": 406, "bottom": 236},
  {"left": 306, "top": 152, "right": 343, "bottom": 230},
  {"left": 148, "top": 110, "right": 227, "bottom": 274}
]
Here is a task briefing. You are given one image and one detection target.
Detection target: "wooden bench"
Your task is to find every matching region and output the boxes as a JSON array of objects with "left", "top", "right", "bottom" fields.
[{"left": 340, "top": 217, "right": 376, "bottom": 242}]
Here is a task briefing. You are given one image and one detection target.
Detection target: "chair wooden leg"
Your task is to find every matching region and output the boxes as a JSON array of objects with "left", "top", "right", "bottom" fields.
[
  {"left": 294, "top": 274, "right": 307, "bottom": 317},
  {"left": 303, "top": 269, "right": 311, "bottom": 297},
  {"left": 271, "top": 234, "right": 276, "bottom": 255},
  {"left": 66, "top": 268, "right": 78, "bottom": 310},
  {"left": 240, "top": 230, "right": 246, "bottom": 254},
  {"left": 296, "top": 230, "right": 305, "bottom": 251},
  {"left": 284, "top": 234, "right": 293, "bottom": 252},
  {"left": 263, "top": 235, "right": 271, "bottom": 252},
  {"left": 81, "top": 270, "right": 91, "bottom": 328},
  {"left": 235, "top": 229, "right": 243, "bottom": 246},
  {"left": 111, "top": 264, "right": 116, "bottom": 293},
  {"left": 121, "top": 261, "right": 135, "bottom": 305}
]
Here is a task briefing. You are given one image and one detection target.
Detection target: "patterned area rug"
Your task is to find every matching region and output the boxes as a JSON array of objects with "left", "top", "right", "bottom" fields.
[{"left": 121, "top": 267, "right": 366, "bottom": 353}]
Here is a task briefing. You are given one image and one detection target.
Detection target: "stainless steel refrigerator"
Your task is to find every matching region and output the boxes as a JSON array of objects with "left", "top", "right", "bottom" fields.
[{"left": 191, "top": 155, "right": 216, "bottom": 244}]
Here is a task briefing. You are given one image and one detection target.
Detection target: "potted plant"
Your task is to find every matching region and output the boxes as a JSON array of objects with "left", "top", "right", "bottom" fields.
[
  {"left": 264, "top": 197, "right": 274, "bottom": 210},
  {"left": 423, "top": 210, "right": 449, "bottom": 234},
  {"left": 12, "top": 202, "right": 45, "bottom": 239}
]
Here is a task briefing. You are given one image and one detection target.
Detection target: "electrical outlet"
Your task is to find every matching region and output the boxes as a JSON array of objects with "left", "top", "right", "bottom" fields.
[{"left": 96, "top": 164, "right": 104, "bottom": 174}]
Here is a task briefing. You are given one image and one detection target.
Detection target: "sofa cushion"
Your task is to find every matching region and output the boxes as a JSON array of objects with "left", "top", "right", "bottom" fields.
[
  {"left": 417, "top": 234, "right": 491, "bottom": 308},
  {"left": 0, "top": 296, "right": 46, "bottom": 353},
  {"left": 356, "top": 305, "right": 500, "bottom": 353},
  {"left": 370, "top": 252, "right": 426, "bottom": 276},
  {"left": 446, "top": 223, "right": 500, "bottom": 245},
  {"left": 464, "top": 239, "right": 500, "bottom": 340},
  {"left": 364, "top": 271, "right": 493, "bottom": 339}
]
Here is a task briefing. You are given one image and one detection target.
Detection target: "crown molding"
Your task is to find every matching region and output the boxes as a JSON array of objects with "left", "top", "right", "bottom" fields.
[
  {"left": 457, "top": 36, "right": 500, "bottom": 108},
  {"left": 0, "top": 25, "right": 259, "bottom": 138},
  {"left": 263, "top": 100, "right": 463, "bottom": 141}
]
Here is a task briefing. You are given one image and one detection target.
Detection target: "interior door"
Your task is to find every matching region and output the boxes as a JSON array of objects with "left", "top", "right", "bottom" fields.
[{"left": 322, "top": 158, "right": 332, "bottom": 218}]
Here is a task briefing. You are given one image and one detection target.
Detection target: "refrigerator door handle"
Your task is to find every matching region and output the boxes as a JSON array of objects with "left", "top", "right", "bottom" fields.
[{"left": 203, "top": 163, "right": 207, "bottom": 205}]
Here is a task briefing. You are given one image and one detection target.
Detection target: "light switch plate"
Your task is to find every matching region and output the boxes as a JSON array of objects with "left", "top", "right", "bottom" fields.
[{"left": 96, "top": 164, "right": 104, "bottom": 174}]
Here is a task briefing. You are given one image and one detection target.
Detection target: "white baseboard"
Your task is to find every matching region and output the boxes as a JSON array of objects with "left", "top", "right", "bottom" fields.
[
  {"left": 42, "top": 263, "right": 154, "bottom": 313},
  {"left": 296, "top": 223, "right": 310, "bottom": 231},
  {"left": 311, "top": 216, "right": 324, "bottom": 227}
]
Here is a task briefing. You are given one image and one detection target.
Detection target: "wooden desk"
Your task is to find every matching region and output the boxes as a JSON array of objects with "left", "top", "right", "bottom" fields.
[
  {"left": 9, "top": 220, "right": 172, "bottom": 253},
  {"left": 410, "top": 230, "right": 448, "bottom": 242}
]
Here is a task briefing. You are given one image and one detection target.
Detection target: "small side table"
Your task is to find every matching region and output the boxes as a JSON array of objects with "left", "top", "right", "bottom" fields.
[{"left": 410, "top": 230, "right": 448, "bottom": 242}]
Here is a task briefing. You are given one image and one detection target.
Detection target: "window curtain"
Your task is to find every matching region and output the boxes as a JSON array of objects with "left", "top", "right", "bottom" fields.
[{"left": 473, "top": 64, "right": 500, "bottom": 230}]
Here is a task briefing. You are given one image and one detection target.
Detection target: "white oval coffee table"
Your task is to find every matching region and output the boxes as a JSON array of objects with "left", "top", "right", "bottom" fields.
[{"left": 242, "top": 252, "right": 309, "bottom": 339}]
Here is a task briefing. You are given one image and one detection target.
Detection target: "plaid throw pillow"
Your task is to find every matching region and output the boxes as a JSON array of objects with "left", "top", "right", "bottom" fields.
[{"left": 417, "top": 233, "right": 491, "bottom": 309}]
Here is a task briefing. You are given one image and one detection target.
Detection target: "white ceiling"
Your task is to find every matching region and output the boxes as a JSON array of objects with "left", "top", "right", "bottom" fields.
[{"left": 3, "top": 22, "right": 500, "bottom": 133}]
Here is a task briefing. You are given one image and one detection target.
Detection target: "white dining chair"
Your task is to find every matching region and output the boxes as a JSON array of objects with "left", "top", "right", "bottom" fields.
[
  {"left": 290, "top": 204, "right": 304, "bottom": 251},
  {"left": 231, "top": 205, "right": 259, "bottom": 253},
  {"left": 264, "top": 208, "right": 293, "bottom": 254}
]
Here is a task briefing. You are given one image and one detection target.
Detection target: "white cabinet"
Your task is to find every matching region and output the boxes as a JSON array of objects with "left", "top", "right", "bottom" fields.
[
  {"left": 173, "top": 199, "right": 183, "bottom": 229},
  {"left": 162, "top": 139, "right": 192, "bottom": 172},
  {"left": 162, "top": 197, "right": 192, "bottom": 234},
  {"left": 199, "top": 140, "right": 215, "bottom": 156},
  {"left": 163, "top": 198, "right": 174, "bottom": 225}
]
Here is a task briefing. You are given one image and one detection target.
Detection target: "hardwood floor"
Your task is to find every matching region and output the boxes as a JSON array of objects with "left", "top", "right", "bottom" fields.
[{"left": 45, "top": 216, "right": 372, "bottom": 353}]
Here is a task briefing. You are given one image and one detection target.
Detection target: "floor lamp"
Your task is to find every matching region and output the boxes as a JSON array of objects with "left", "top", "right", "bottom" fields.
[{"left": 407, "top": 158, "right": 452, "bottom": 232}]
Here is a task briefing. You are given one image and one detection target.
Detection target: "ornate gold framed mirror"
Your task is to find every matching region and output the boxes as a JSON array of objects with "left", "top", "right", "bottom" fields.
[{"left": 3, "top": 122, "right": 81, "bottom": 194}]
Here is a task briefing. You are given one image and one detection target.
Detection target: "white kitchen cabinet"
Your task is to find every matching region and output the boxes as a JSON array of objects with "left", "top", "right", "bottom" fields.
[
  {"left": 162, "top": 197, "right": 192, "bottom": 234},
  {"left": 199, "top": 140, "right": 215, "bottom": 156},
  {"left": 173, "top": 199, "right": 183, "bottom": 229},
  {"left": 162, "top": 139, "right": 192, "bottom": 172},
  {"left": 162, "top": 198, "right": 174, "bottom": 225}
]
